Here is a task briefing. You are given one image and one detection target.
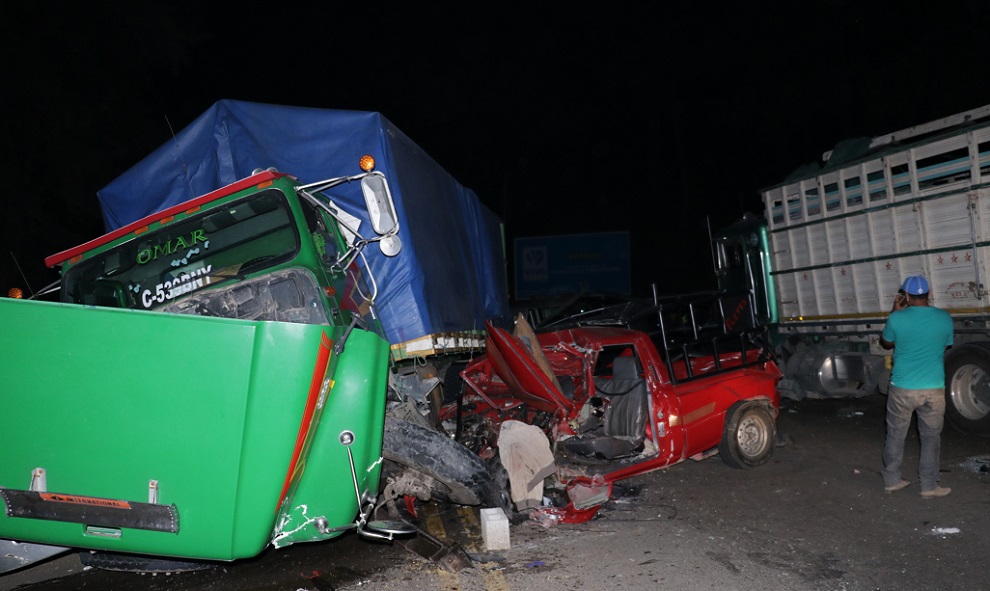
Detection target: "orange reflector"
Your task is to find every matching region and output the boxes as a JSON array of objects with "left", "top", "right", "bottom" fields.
[
  {"left": 185, "top": 206, "right": 201, "bottom": 215},
  {"left": 160, "top": 215, "right": 175, "bottom": 225},
  {"left": 69, "top": 255, "right": 83, "bottom": 264},
  {"left": 134, "top": 226, "right": 149, "bottom": 236},
  {"left": 257, "top": 180, "right": 273, "bottom": 189},
  {"left": 359, "top": 155, "right": 375, "bottom": 172},
  {"left": 7, "top": 288, "right": 23, "bottom": 299}
]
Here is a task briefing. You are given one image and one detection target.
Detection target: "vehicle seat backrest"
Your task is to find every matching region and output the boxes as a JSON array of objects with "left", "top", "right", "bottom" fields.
[
  {"left": 612, "top": 355, "right": 639, "bottom": 380},
  {"left": 594, "top": 356, "right": 648, "bottom": 439}
]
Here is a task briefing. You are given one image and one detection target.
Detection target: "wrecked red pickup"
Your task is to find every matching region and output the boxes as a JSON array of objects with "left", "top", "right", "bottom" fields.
[{"left": 441, "top": 291, "right": 783, "bottom": 523}]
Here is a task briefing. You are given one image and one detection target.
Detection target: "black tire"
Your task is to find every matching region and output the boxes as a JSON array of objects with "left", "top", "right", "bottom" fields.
[
  {"left": 718, "top": 402, "right": 775, "bottom": 469},
  {"left": 486, "top": 456, "right": 527, "bottom": 524},
  {"left": 381, "top": 418, "right": 494, "bottom": 506},
  {"left": 944, "top": 343, "right": 990, "bottom": 436},
  {"left": 78, "top": 551, "right": 214, "bottom": 573}
]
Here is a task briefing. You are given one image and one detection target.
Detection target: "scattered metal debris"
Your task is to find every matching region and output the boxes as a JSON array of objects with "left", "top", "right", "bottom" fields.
[{"left": 957, "top": 455, "right": 990, "bottom": 474}]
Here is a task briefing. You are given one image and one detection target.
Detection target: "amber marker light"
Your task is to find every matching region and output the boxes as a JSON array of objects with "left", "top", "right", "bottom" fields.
[
  {"left": 7, "top": 288, "right": 23, "bottom": 299},
  {"left": 359, "top": 155, "right": 375, "bottom": 172}
]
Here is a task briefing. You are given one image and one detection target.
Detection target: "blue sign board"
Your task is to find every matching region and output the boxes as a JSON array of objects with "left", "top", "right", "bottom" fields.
[{"left": 514, "top": 232, "right": 631, "bottom": 300}]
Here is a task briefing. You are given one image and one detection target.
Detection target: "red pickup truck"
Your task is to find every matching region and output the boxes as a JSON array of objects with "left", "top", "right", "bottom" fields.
[{"left": 441, "top": 291, "right": 782, "bottom": 522}]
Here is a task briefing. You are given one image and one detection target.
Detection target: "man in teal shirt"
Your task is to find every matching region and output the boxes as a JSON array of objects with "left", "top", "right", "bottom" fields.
[{"left": 879, "top": 275, "right": 954, "bottom": 497}]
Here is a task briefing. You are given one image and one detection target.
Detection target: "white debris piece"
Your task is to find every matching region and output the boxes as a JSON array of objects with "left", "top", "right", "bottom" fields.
[
  {"left": 481, "top": 507, "right": 510, "bottom": 550},
  {"left": 931, "top": 527, "right": 961, "bottom": 536}
]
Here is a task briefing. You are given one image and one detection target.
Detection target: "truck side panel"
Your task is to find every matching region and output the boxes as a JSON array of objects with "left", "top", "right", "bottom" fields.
[{"left": 763, "top": 123, "right": 990, "bottom": 330}]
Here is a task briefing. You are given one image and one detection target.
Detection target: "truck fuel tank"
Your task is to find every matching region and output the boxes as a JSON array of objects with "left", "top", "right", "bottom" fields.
[{"left": 781, "top": 343, "right": 887, "bottom": 400}]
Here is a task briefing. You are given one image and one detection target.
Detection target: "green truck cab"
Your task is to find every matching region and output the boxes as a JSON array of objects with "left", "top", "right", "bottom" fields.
[{"left": 0, "top": 166, "right": 406, "bottom": 571}]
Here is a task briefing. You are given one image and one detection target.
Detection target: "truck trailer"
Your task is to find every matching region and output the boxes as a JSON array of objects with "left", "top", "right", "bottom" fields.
[{"left": 713, "top": 104, "right": 990, "bottom": 435}]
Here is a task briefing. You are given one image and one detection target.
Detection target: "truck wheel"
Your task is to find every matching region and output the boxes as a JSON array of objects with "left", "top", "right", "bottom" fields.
[
  {"left": 945, "top": 343, "right": 990, "bottom": 436},
  {"left": 485, "top": 456, "right": 528, "bottom": 524},
  {"left": 78, "top": 551, "right": 214, "bottom": 573},
  {"left": 718, "top": 402, "right": 775, "bottom": 469},
  {"left": 381, "top": 418, "right": 494, "bottom": 506}
]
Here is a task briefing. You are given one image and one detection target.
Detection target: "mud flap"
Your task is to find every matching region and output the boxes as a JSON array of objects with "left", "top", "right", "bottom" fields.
[{"left": 1, "top": 489, "right": 178, "bottom": 533}]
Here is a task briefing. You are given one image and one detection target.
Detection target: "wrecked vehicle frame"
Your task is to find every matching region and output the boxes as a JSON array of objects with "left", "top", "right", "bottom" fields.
[{"left": 440, "top": 289, "right": 783, "bottom": 522}]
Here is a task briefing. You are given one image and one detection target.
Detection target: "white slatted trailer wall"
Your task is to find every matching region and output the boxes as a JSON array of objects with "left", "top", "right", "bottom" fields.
[{"left": 764, "top": 120, "right": 990, "bottom": 333}]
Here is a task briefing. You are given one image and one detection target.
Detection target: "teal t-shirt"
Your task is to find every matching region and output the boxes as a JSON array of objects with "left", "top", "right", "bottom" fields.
[{"left": 882, "top": 305, "right": 954, "bottom": 389}]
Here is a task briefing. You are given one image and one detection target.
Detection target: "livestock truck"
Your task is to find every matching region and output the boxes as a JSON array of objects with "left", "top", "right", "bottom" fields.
[
  {"left": 0, "top": 101, "right": 509, "bottom": 573},
  {"left": 712, "top": 103, "right": 990, "bottom": 435}
]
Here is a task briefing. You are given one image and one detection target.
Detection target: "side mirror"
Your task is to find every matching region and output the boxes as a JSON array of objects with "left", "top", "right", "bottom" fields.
[{"left": 361, "top": 173, "right": 398, "bottom": 235}]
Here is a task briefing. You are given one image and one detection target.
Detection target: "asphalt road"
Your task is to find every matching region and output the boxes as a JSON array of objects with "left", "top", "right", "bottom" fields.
[{"left": 3, "top": 394, "right": 988, "bottom": 591}]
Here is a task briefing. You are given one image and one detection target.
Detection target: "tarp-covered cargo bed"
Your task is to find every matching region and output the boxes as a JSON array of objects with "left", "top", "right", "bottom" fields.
[{"left": 95, "top": 100, "right": 509, "bottom": 346}]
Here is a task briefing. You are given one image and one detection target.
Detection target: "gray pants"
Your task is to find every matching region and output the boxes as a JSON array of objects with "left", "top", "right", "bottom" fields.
[{"left": 881, "top": 386, "right": 945, "bottom": 492}]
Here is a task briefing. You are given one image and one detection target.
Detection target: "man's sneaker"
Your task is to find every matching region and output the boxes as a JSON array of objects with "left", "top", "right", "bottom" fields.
[
  {"left": 921, "top": 486, "right": 951, "bottom": 498},
  {"left": 884, "top": 479, "right": 911, "bottom": 493}
]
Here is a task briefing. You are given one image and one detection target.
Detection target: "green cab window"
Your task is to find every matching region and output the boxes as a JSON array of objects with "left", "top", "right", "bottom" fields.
[{"left": 63, "top": 190, "right": 299, "bottom": 310}]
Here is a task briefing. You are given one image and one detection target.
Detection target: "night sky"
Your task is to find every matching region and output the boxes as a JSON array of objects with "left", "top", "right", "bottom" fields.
[{"left": 3, "top": 1, "right": 989, "bottom": 299}]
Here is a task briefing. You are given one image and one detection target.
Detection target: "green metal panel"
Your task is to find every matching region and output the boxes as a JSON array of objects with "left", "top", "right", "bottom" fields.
[
  {"left": 0, "top": 298, "right": 387, "bottom": 561},
  {"left": 271, "top": 328, "right": 389, "bottom": 548},
  {"left": 757, "top": 223, "right": 778, "bottom": 325}
]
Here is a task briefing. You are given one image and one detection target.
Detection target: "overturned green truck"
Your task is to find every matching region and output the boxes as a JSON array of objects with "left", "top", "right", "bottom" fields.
[{"left": 0, "top": 101, "right": 509, "bottom": 573}]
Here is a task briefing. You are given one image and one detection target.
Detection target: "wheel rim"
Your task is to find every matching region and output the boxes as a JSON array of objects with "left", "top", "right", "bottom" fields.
[
  {"left": 949, "top": 363, "right": 990, "bottom": 420},
  {"left": 736, "top": 413, "right": 770, "bottom": 458}
]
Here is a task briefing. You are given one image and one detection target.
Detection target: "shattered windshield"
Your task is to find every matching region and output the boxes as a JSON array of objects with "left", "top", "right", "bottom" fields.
[{"left": 63, "top": 190, "right": 300, "bottom": 310}]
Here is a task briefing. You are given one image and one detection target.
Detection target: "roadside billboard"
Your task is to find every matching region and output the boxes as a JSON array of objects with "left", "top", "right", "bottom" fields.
[{"left": 514, "top": 232, "right": 631, "bottom": 300}]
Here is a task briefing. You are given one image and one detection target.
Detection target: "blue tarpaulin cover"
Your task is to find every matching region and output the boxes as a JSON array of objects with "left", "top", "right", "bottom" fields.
[{"left": 97, "top": 100, "right": 508, "bottom": 344}]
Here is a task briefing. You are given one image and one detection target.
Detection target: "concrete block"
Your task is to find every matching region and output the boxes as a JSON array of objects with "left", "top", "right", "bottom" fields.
[{"left": 480, "top": 507, "right": 510, "bottom": 550}]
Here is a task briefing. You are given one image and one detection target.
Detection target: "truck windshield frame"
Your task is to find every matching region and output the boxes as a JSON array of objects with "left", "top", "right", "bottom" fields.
[{"left": 62, "top": 190, "right": 301, "bottom": 311}]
